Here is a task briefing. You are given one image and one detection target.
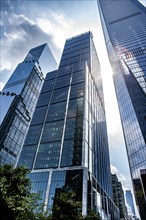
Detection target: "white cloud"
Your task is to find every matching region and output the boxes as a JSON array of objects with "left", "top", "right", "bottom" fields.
[
  {"left": 36, "top": 13, "right": 74, "bottom": 50},
  {"left": 111, "top": 164, "right": 140, "bottom": 218},
  {"left": 0, "top": 11, "right": 58, "bottom": 86},
  {"left": 0, "top": 3, "right": 78, "bottom": 88},
  {"left": 0, "top": 81, "right": 5, "bottom": 91},
  {"left": 111, "top": 164, "right": 132, "bottom": 190}
]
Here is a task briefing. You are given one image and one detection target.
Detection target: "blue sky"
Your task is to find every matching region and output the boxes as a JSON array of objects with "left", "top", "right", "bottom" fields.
[{"left": 0, "top": 0, "right": 145, "bottom": 214}]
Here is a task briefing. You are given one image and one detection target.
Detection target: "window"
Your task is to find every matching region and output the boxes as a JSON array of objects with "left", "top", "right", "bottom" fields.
[
  {"left": 81, "top": 53, "right": 90, "bottom": 60},
  {"left": 41, "top": 120, "right": 64, "bottom": 142},
  {"left": 61, "top": 54, "right": 70, "bottom": 61},
  {"left": 45, "top": 70, "right": 57, "bottom": 80},
  {"left": 48, "top": 171, "right": 66, "bottom": 209},
  {"left": 67, "top": 98, "right": 84, "bottom": 118},
  {"left": 70, "top": 82, "right": 84, "bottom": 99},
  {"left": 28, "top": 172, "right": 49, "bottom": 202},
  {"left": 64, "top": 118, "right": 76, "bottom": 139},
  {"left": 70, "top": 50, "right": 80, "bottom": 58},
  {"left": 71, "top": 45, "right": 81, "bottom": 52},
  {"left": 46, "top": 101, "right": 67, "bottom": 122},
  {"left": 51, "top": 87, "right": 69, "bottom": 103},
  {"left": 18, "top": 145, "right": 37, "bottom": 169},
  {"left": 34, "top": 142, "right": 61, "bottom": 168},
  {"left": 37, "top": 92, "right": 51, "bottom": 107},
  {"left": 82, "top": 47, "right": 89, "bottom": 54},
  {"left": 63, "top": 48, "right": 71, "bottom": 55},
  {"left": 59, "top": 59, "right": 69, "bottom": 67},
  {"left": 41, "top": 79, "right": 55, "bottom": 93},
  {"left": 72, "top": 70, "right": 85, "bottom": 84},
  {"left": 58, "top": 66, "right": 72, "bottom": 77},
  {"left": 31, "top": 106, "right": 47, "bottom": 125},
  {"left": 73, "top": 62, "right": 85, "bottom": 72},
  {"left": 69, "top": 56, "right": 80, "bottom": 64},
  {"left": 24, "top": 125, "right": 42, "bottom": 145},
  {"left": 61, "top": 139, "right": 74, "bottom": 167},
  {"left": 54, "top": 75, "right": 71, "bottom": 89},
  {"left": 82, "top": 38, "right": 90, "bottom": 44},
  {"left": 64, "top": 117, "right": 83, "bottom": 140},
  {"left": 82, "top": 42, "right": 90, "bottom": 49}
]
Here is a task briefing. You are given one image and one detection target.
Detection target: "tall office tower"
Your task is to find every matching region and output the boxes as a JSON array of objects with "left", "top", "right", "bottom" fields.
[
  {"left": 18, "top": 32, "right": 119, "bottom": 219},
  {"left": 97, "top": 0, "right": 146, "bottom": 218},
  {"left": 0, "top": 44, "right": 57, "bottom": 165},
  {"left": 112, "top": 174, "right": 128, "bottom": 220},
  {"left": 126, "top": 190, "right": 136, "bottom": 216}
]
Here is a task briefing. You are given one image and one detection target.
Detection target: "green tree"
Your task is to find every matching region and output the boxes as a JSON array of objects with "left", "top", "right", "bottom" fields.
[
  {"left": 0, "top": 164, "right": 101, "bottom": 220},
  {"left": 51, "top": 190, "right": 101, "bottom": 220},
  {"left": 84, "top": 209, "right": 101, "bottom": 220},
  {"left": 0, "top": 164, "right": 48, "bottom": 220},
  {"left": 51, "top": 190, "right": 82, "bottom": 220}
]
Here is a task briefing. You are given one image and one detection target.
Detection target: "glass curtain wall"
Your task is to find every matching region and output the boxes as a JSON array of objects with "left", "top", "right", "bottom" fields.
[
  {"left": 18, "top": 32, "right": 119, "bottom": 219},
  {"left": 97, "top": 0, "right": 146, "bottom": 218}
]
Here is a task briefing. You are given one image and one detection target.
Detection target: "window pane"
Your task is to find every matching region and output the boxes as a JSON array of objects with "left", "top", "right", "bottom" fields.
[
  {"left": 46, "top": 101, "right": 67, "bottom": 122},
  {"left": 41, "top": 79, "right": 55, "bottom": 93},
  {"left": 18, "top": 145, "right": 37, "bottom": 169},
  {"left": 51, "top": 87, "right": 69, "bottom": 103},
  {"left": 69, "top": 56, "right": 80, "bottom": 64},
  {"left": 54, "top": 75, "right": 71, "bottom": 89},
  {"left": 61, "top": 139, "right": 74, "bottom": 167},
  {"left": 37, "top": 92, "right": 51, "bottom": 107},
  {"left": 64, "top": 117, "right": 83, "bottom": 140},
  {"left": 72, "top": 70, "right": 85, "bottom": 85},
  {"left": 31, "top": 106, "right": 47, "bottom": 125},
  {"left": 58, "top": 66, "right": 72, "bottom": 77},
  {"left": 35, "top": 142, "right": 61, "bottom": 168},
  {"left": 45, "top": 70, "right": 57, "bottom": 80},
  {"left": 24, "top": 125, "right": 42, "bottom": 145},
  {"left": 67, "top": 98, "right": 84, "bottom": 118},
  {"left": 70, "top": 82, "right": 84, "bottom": 99},
  {"left": 28, "top": 172, "right": 49, "bottom": 203},
  {"left": 41, "top": 121, "right": 64, "bottom": 142}
]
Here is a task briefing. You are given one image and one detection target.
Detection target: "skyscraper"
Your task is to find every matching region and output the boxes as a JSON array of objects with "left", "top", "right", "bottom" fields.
[
  {"left": 18, "top": 32, "right": 119, "bottom": 219},
  {"left": 0, "top": 44, "right": 57, "bottom": 165},
  {"left": 126, "top": 190, "right": 136, "bottom": 216},
  {"left": 97, "top": 0, "right": 146, "bottom": 219},
  {"left": 112, "top": 174, "right": 128, "bottom": 220}
]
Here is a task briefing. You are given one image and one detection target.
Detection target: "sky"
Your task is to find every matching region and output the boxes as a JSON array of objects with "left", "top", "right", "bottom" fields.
[{"left": 0, "top": 0, "right": 145, "bottom": 216}]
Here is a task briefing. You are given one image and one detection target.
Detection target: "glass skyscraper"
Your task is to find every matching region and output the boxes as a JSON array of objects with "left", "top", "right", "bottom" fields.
[
  {"left": 126, "top": 190, "right": 136, "bottom": 216},
  {"left": 112, "top": 174, "right": 128, "bottom": 220},
  {"left": 97, "top": 0, "right": 146, "bottom": 219},
  {"left": 0, "top": 44, "right": 57, "bottom": 165},
  {"left": 18, "top": 32, "right": 119, "bottom": 219}
]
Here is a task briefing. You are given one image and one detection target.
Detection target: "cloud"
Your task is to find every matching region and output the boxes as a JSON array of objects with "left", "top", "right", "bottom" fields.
[
  {"left": 111, "top": 164, "right": 132, "bottom": 190},
  {"left": 36, "top": 13, "right": 74, "bottom": 50},
  {"left": 0, "top": 1, "right": 75, "bottom": 89},
  {"left": 0, "top": 14, "right": 55, "bottom": 87}
]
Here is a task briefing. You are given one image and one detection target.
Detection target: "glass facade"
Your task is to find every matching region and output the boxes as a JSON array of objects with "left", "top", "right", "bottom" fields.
[
  {"left": 97, "top": 0, "right": 146, "bottom": 219},
  {"left": 125, "top": 190, "right": 136, "bottom": 216},
  {"left": 0, "top": 44, "right": 57, "bottom": 165},
  {"left": 112, "top": 174, "right": 128, "bottom": 220},
  {"left": 18, "top": 32, "right": 119, "bottom": 219}
]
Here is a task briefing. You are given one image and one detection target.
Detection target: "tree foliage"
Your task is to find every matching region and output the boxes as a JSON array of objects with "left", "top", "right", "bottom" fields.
[
  {"left": 51, "top": 190, "right": 101, "bottom": 220},
  {"left": 84, "top": 209, "right": 101, "bottom": 220},
  {"left": 0, "top": 164, "right": 48, "bottom": 220},
  {"left": 0, "top": 164, "right": 101, "bottom": 220},
  {"left": 51, "top": 190, "right": 82, "bottom": 220}
]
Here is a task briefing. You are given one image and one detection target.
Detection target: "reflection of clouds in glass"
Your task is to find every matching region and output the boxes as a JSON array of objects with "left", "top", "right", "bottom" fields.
[{"left": 111, "top": 164, "right": 132, "bottom": 190}]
